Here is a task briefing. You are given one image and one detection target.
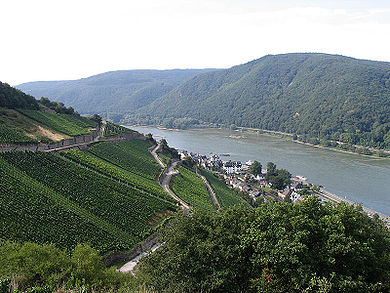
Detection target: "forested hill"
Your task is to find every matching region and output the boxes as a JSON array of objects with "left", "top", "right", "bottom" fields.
[
  {"left": 130, "top": 53, "right": 390, "bottom": 149},
  {"left": 17, "top": 69, "right": 216, "bottom": 119},
  {"left": 0, "top": 81, "right": 39, "bottom": 110}
]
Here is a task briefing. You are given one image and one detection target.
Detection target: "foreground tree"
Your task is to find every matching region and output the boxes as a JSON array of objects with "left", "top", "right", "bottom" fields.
[{"left": 137, "top": 197, "right": 390, "bottom": 293}]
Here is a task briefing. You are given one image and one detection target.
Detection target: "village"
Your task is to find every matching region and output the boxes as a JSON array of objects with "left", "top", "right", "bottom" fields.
[{"left": 177, "top": 150, "right": 316, "bottom": 206}]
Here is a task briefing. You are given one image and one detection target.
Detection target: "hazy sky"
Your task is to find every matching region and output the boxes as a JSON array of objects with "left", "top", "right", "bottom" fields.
[{"left": 2, "top": 0, "right": 390, "bottom": 85}]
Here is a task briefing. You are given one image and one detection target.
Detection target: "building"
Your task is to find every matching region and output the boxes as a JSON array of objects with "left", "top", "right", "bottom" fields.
[{"left": 223, "top": 160, "right": 242, "bottom": 174}]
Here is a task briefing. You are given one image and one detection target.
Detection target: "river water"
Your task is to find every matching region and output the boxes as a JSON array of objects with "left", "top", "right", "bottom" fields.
[{"left": 129, "top": 126, "right": 390, "bottom": 216}]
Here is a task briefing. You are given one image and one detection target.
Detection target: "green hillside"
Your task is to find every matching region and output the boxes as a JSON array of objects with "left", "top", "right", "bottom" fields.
[
  {"left": 0, "top": 145, "right": 177, "bottom": 253},
  {"left": 19, "top": 110, "right": 97, "bottom": 136},
  {"left": 200, "top": 168, "right": 244, "bottom": 208},
  {"left": 63, "top": 144, "right": 176, "bottom": 203},
  {"left": 0, "top": 81, "right": 39, "bottom": 110},
  {"left": 87, "top": 140, "right": 161, "bottom": 180},
  {"left": 16, "top": 69, "right": 216, "bottom": 119},
  {"left": 131, "top": 53, "right": 390, "bottom": 150},
  {"left": 171, "top": 166, "right": 216, "bottom": 212},
  {"left": 0, "top": 157, "right": 134, "bottom": 252},
  {"left": 0, "top": 83, "right": 100, "bottom": 143}
]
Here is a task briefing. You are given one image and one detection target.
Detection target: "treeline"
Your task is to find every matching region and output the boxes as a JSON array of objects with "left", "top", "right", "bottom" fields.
[
  {"left": 0, "top": 82, "right": 39, "bottom": 110},
  {"left": 38, "top": 97, "right": 77, "bottom": 115},
  {"left": 132, "top": 53, "right": 390, "bottom": 150}
]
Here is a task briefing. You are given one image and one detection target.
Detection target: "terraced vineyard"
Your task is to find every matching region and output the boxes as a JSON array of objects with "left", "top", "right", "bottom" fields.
[
  {"left": 103, "top": 122, "right": 134, "bottom": 137},
  {"left": 158, "top": 152, "right": 172, "bottom": 167},
  {"left": 88, "top": 140, "right": 160, "bottom": 180},
  {"left": 63, "top": 149, "right": 176, "bottom": 203},
  {"left": 0, "top": 125, "right": 36, "bottom": 144},
  {"left": 171, "top": 166, "right": 216, "bottom": 212},
  {"left": 200, "top": 168, "right": 244, "bottom": 208},
  {"left": 0, "top": 151, "right": 177, "bottom": 252},
  {"left": 0, "top": 157, "right": 134, "bottom": 252},
  {"left": 19, "top": 110, "right": 97, "bottom": 136}
]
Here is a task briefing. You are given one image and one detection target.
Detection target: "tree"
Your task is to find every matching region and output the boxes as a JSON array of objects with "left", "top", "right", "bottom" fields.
[
  {"left": 249, "top": 161, "right": 262, "bottom": 176},
  {"left": 137, "top": 198, "right": 390, "bottom": 293},
  {"left": 90, "top": 114, "right": 102, "bottom": 124},
  {"left": 266, "top": 162, "right": 276, "bottom": 175}
]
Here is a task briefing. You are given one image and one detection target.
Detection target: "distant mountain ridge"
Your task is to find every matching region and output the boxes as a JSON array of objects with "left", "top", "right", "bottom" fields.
[
  {"left": 17, "top": 69, "right": 216, "bottom": 119},
  {"left": 16, "top": 53, "right": 390, "bottom": 149},
  {"left": 130, "top": 53, "right": 390, "bottom": 150}
]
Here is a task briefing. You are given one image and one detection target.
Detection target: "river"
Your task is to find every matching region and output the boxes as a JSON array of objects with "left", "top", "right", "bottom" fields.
[{"left": 129, "top": 126, "right": 390, "bottom": 216}]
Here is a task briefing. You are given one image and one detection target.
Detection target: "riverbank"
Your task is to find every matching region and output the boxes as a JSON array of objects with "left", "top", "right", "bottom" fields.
[
  {"left": 234, "top": 126, "right": 390, "bottom": 159},
  {"left": 316, "top": 188, "right": 390, "bottom": 228},
  {"left": 125, "top": 124, "right": 390, "bottom": 159}
]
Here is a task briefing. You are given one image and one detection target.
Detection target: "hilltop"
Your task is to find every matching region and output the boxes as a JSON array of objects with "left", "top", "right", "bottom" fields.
[
  {"left": 16, "top": 69, "right": 216, "bottom": 119},
  {"left": 129, "top": 53, "right": 390, "bottom": 150}
]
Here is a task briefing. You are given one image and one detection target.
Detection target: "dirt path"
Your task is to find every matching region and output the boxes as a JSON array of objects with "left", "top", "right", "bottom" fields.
[
  {"left": 119, "top": 243, "right": 163, "bottom": 275},
  {"left": 196, "top": 167, "right": 221, "bottom": 209},
  {"left": 150, "top": 144, "right": 190, "bottom": 210}
]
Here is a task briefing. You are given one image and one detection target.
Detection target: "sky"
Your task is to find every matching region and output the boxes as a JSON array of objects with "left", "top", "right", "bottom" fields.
[{"left": 1, "top": 0, "right": 390, "bottom": 85}]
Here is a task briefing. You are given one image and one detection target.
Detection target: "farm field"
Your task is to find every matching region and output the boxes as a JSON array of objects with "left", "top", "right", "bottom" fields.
[
  {"left": 0, "top": 125, "right": 36, "bottom": 144},
  {"left": 88, "top": 140, "right": 161, "bottom": 180},
  {"left": 200, "top": 168, "right": 244, "bottom": 208},
  {"left": 171, "top": 166, "right": 216, "bottom": 212},
  {"left": 19, "top": 110, "right": 97, "bottom": 136},
  {"left": 0, "top": 151, "right": 177, "bottom": 252},
  {"left": 103, "top": 121, "right": 134, "bottom": 136},
  {"left": 0, "top": 157, "right": 135, "bottom": 252},
  {"left": 63, "top": 149, "right": 176, "bottom": 203}
]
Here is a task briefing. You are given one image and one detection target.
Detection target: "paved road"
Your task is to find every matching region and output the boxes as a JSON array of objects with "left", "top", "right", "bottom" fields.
[
  {"left": 316, "top": 189, "right": 390, "bottom": 228},
  {"left": 119, "top": 243, "right": 163, "bottom": 274},
  {"left": 150, "top": 144, "right": 190, "bottom": 210}
]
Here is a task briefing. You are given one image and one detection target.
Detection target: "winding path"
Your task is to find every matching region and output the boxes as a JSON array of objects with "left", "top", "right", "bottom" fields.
[
  {"left": 196, "top": 167, "right": 221, "bottom": 209},
  {"left": 150, "top": 144, "right": 190, "bottom": 210},
  {"left": 119, "top": 243, "right": 163, "bottom": 275}
]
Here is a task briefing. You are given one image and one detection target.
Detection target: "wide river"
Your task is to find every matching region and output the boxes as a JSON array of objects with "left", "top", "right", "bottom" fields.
[{"left": 129, "top": 126, "right": 390, "bottom": 216}]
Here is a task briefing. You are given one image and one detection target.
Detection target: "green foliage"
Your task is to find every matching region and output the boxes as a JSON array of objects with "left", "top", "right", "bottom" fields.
[
  {"left": 88, "top": 140, "right": 161, "bottom": 180},
  {"left": 137, "top": 206, "right": 255, "bottom": 292},
  {"left": 0, "top": 242, "right": 136, "bottom": 292},
  {"left": 199, "top": 168, "right": 243, "bottom": 208},
  {"left": 0, "top": 278, "right": 11, "bottom": 293},
  {"left": 0, "top": 82, "right": 39, "bottom": 110},
  {"left": 19, "top": 110, "right": 96, "bottom": 136},
  {"left": 266, "top": 162, "right": 291, "bottom": 190},
  {"left": 103, "top": 122, "right": 133, "bottom": 137},
  {"left": 249, "top": 160, "right": 262, "bottom": 176},
  {"left": 0, "top": 155, "right": 134, "bottom": 252},
  {"left": 133, "top": 53, "right": 390, "bottom": 150},
  {"left": 39, "top": 97, "right": 76, "bottom": 115},
  {"left": 63, "top": 149, "right": 176, "bottom": 203},
  {"left": 171, "top": 166, "right": 215, "bottom": 212},
  {"left": 17, "top": 69, "right": 213, "bottom": 116},
  {"left": 159, "top": 139, "right": 179, "bottom": 159},
  {"left": 0, "top": 151, "right": 176, "bottom": 251},
  {"left": 138, "top": 197, "right": 390, "bottom": 293},
  {"left": 0, "top": 125, "right": 36, "bottom": 144}
]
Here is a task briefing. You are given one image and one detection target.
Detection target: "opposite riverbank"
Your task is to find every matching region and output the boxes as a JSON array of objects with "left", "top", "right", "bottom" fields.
[{"left": 125, "top": 124, "right": 390, "bottom": 159}]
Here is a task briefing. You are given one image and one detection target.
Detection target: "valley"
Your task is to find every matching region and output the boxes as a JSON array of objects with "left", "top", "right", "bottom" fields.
[{"left": 130, "top": 126, "right": 390, "bottom": 216}]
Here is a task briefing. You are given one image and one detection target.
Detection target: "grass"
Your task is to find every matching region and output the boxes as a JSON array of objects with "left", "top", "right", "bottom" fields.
[
  {"left": 200, "top": 168, "right": 244, "bottom": 208},
  {"left": 19, "top": 110, "right": 96, "bottom": 136},
  {"left": 0, "top": 151, "right": 177, "bottom": 253},
  {"left": 171, "top": 166, "right": 216, "bottom": 212},
  {"left": 88, "top": 140, "right": 161, "bottom": 180},
  {"left": 0, "top": 108, "right": 68, "bottom": 142}
]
